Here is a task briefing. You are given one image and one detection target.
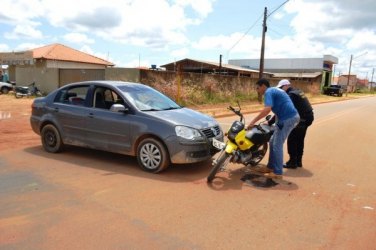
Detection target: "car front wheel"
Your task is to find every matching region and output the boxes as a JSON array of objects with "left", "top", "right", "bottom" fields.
[
  {"left": 41, "top": 124, "right": 64, "bottom": 153},
  {"left": 137, "top": 138, "right": 170, "bottom": 173},
  {"left": 1, "top": 87, "right": 10, "bottom": 94}
]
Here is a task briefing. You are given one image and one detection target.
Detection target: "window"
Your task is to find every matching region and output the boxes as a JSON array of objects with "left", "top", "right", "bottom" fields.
[
  {"left": 55, "top": 86, "right": 89, "bottom": 106},
  {"left": 94, "top": 87, "right": 124, "bottom": 109}
]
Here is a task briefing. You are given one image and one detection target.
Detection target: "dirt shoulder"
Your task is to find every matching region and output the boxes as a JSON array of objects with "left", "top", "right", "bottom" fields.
[{"left": 189, "top": 94, "right": 375, "bottom": 118}]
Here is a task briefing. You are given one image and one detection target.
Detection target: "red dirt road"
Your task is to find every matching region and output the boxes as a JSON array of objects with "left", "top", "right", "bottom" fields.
[
  {"left": 0, "top": 94, "right": 375, "bottom": 249},
  {"left": 0, "top": 95, "right": 40, "bottom": 151}
]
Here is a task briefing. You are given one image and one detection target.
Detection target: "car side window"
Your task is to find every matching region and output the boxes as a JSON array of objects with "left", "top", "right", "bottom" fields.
[
  {"left": 54, "top": 86, "right": 89, "bottom": 106},
  {"left": 94, "top": 87, "right": 124, "bottom": 109}
]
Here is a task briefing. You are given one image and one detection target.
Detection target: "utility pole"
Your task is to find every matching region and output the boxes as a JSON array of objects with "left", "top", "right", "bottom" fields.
[
  {"left": 346, "top": 51, "right": 368, "bottom": 96},
  {"left": 346, "top": 54, "right": 353, "bottom": 97},
  {"left": 219, "top": 54, "right": 222, "bottom": 75},
  {"left": 259, "top": 7, "right": 267, "bottom": 79},
  {"left": 371, "top": 68, "right": 375, "bottom": 93}
]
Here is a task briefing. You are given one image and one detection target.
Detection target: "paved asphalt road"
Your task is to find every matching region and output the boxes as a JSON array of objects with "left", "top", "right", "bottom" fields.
[{"left": 0, "top": 96, "right": 375, "bottom": 249}]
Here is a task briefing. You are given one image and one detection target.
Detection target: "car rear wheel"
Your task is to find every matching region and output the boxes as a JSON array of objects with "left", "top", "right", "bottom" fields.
[
  {"left": 41, "top": 124, "right": 64, "bottom": 153},
  {"left": 137, "top": 138, "right": 170, "bottom": 173}
]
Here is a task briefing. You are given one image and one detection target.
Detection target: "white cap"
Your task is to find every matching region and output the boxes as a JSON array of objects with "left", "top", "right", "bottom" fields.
[{"left": 276, "top": 79, "right": 291, "bottom": 88}]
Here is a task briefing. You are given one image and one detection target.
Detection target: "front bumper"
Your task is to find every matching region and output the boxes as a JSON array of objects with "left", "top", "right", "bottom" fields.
[{"left": 166, "top": 133, "right": 224, "bottom": 164}]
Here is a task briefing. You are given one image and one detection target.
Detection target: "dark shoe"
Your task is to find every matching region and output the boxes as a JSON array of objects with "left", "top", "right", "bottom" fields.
[
  {"left": 297, "top": 156, "right": 303, "bottom": 167},
  {"left": 283, "top": 160, "right": 298, "bottom": 169}
]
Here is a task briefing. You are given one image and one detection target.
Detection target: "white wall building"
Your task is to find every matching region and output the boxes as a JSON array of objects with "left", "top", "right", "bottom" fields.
[{"left": 229, "top": 55, "right": 338, "bottom": 88}]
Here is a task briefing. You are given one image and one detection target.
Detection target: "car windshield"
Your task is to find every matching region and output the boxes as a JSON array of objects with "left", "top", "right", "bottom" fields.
[{"left": 118, "top": 85, "right": 181, "bottom": 111}]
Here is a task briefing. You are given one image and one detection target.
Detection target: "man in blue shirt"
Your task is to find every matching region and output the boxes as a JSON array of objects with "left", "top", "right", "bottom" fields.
[{"left": 247, "top": 78, "right": 299, "bottom": 179}]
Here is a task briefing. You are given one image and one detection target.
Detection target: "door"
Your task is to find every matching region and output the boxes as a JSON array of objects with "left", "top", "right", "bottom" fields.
[
  {"left": 83, "top": 86, "right": 132, "bottom": 153},
  {"left": 51, "top": 85, "right": 90, "bottom": 144}
]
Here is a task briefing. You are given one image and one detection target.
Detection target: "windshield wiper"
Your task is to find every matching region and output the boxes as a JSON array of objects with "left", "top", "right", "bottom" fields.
[
  {"left": 163, "top": 106, "right": 181, "bottom": 110},
  {"left": 141, "top": 108, "right": 162, "bottom": 112}
]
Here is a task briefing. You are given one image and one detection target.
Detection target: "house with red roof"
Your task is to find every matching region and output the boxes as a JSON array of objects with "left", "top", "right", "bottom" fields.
[{"left": 0, "top": 43, "right": 114, "bottom": 93}]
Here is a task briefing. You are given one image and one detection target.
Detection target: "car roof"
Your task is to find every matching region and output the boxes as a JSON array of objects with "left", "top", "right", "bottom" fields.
[{"left": 63, "top": 80, "right": 144, "bottom": 88}]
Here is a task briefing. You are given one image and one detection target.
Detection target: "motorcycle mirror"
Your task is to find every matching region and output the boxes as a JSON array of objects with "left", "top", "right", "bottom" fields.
[{"left": 236, "top": 100, "right": 241, "bottom": 110}]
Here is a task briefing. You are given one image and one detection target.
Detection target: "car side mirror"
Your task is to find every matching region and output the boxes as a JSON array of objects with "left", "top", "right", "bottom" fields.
[{"left": 110, "top": 104, "right": 129, "bottom": 113}]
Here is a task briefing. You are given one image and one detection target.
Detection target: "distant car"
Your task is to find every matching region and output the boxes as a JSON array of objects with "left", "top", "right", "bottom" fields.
[
  {"left": 30, "top": 81, "right": 223, "bottom": 173},
  {"left": 323, "top": 85, "right": 344, "bottom": 97},
  {"left": 0, "top": 81, "right": 14, "bottom": 94}
]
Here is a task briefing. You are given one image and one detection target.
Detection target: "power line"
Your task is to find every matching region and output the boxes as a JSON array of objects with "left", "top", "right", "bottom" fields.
[
  {"left": 226, "top": 0, "right": 290, "bottom": 61},
  {"left": 268, "top": 0, "right": 290, "bottom": 17},
  {"left": 226, "top": 13, "right": 263, "bottom": 59}
]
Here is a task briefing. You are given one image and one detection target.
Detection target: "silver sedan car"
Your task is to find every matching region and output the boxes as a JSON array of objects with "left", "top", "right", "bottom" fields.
[{"left": 30, "top": 81, "right": 223, "bottom": 173}]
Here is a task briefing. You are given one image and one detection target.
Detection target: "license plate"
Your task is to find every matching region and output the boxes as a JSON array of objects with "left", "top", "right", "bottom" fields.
[{"left": 212, "top": 138, "right": 226, "bottom": 150}]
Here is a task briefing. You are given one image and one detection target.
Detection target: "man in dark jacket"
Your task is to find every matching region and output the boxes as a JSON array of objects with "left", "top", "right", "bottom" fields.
[{"left": 276, "top": 79, "right": 314, "bottom": 168}]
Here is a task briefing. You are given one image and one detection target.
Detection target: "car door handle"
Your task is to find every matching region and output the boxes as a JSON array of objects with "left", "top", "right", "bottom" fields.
[
  {"left": 54, "top": 107, "right": 59, "bottom": 112},
  {"left": 88, "top": 113, "right": 95, "bottom": 118}
]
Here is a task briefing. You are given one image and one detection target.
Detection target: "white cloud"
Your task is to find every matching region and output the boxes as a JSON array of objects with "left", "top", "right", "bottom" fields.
[
  {"left": 0, "top": 0, "right": 44, "bottom": 25},
  {"left": 175, "top": 0, "right": 215, "bottom": 17},
  {"left": 0, "top": 44, "right": 10, "bottom": 51},
  {"left": 121, "top": 58, "right": 151, "bottom": 68},
  {"left": 171, "top": 48, "right": 189, "bottom": 58},
  {"left": 63, "top": 33, "right": 95, "bottom": 44},
  {"left": 347, "top": 30, "right": 376, "bottom": 51},
  {"left": 15, "top": 43, "right": 46, "bottom": 51},
  {"left": 80, "top": 45, "right": 110, "bottom": 62},
  {"left": 291, "top": 0, "right": 376, "bottom": 76},
  {"left": 39, "top": 0, "right": 212, "bottom": 48},
  {"left": 4, "top": 22, "right": 44, "bottom": 40},
  {"left": 1, "top": 0, "right": 214, "bottom": 50}
]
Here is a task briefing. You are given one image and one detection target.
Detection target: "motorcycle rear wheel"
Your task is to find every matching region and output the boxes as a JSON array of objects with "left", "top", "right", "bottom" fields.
[
  {"left": 248, "top": 142, "right": 268, "bottom": 166},
  {"left": 207, "top": 151, "right": 230, "bottom": 183}
]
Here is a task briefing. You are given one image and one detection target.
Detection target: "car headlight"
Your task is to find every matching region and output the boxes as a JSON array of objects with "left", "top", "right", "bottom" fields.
[{"left": 175, "top": 126, "right": 203, "bottom": 140}]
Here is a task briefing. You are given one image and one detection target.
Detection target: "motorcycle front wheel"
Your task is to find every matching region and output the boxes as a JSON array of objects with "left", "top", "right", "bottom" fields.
[
  {"left": 15, "top": 92, "right": 23, "bottom": 98},
  {"left": 207, "top": 151, "right": 230, "bottom": 183}
]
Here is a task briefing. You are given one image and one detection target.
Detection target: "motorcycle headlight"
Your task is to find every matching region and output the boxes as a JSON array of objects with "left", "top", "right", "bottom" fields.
[{"left": 175, "top": 126, "right": 203, "bottom": 140}]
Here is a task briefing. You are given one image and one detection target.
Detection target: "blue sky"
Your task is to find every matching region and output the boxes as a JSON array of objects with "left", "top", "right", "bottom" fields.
[{"left": 1, "top": 0, "right": 376, "bottom": 79}]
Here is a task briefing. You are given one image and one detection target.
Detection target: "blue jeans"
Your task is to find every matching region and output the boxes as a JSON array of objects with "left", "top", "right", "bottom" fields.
[{"left": 267, "top": 114, "right": 300, "bottom": 175}]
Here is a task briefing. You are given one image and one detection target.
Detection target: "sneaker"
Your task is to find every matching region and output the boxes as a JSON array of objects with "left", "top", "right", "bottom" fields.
[
  {"left": 255, "top": 166, "right": 273, "bottom": 173},
  {"left": 264, "top": 172, "right": 283, "bottom": 179}
]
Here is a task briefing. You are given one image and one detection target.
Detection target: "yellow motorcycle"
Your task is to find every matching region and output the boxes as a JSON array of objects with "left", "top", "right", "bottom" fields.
[{"left": 207, "top": 102, "right": 274, "bottom": 183}]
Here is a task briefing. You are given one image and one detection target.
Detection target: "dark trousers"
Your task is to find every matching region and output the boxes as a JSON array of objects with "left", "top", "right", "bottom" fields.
[{"left": 287, "top": 122, "right": 309, "bottom": 159}]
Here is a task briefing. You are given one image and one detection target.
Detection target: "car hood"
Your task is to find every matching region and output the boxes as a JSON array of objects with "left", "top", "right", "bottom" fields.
[
  {"left": 0, "top": 82, "right": 13, "bottom": 87},
  {"left": 145, "top": 107, "right": 218, "bottom": 129}
]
